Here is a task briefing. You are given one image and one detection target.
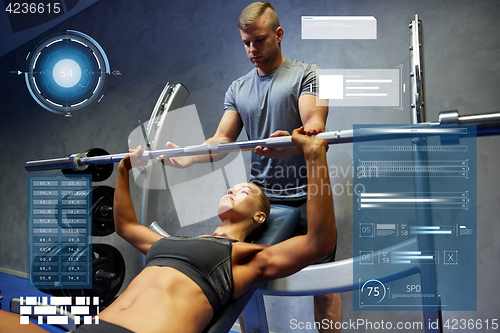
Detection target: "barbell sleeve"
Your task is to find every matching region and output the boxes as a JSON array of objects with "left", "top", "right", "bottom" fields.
[{"left": 25, "top": 153, "right": 88, "bottom": 171}]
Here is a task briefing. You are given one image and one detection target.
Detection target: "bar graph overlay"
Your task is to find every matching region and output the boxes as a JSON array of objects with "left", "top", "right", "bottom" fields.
[{"left": 353, "top": 124, "right": 476, "bottom": 311}]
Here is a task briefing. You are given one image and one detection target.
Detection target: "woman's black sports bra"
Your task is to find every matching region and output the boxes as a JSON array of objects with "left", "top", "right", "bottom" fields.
[{"left": 145, "top": 236, "right": 237, "bottom": 312}]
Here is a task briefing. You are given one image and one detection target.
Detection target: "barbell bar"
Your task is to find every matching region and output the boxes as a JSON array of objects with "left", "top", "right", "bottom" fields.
[{"left": 24, "top": 111, "right": 500, "bottom": 173}]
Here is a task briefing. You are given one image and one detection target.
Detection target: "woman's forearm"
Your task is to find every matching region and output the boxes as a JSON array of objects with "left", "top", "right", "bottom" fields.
[
  {"left": 304, "top": 141, "right": 337, "bottom": 256},
  {"left": 113, "top": 160, "right": 139, "bottom": 236}
]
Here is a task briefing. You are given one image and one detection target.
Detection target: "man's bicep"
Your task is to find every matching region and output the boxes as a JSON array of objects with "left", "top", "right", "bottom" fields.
[
  {"left": 212, "top": 110, "right": 244, "bottom": 143},
  {"left": 298, "top": 94, "right": 328, "bottom": 131}
]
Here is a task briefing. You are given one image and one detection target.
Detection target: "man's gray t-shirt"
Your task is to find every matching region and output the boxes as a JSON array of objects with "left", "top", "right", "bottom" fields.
[{"left": 224, "top": 58, "right": 319, "bottom": 201}]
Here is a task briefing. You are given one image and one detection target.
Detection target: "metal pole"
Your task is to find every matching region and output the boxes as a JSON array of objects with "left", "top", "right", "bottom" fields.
[
  {"left": 409, "top": 14, "right": 443, "bottom": 333},
  {"left": 410, "top": 14, "right": 425, "bottom": 124}
]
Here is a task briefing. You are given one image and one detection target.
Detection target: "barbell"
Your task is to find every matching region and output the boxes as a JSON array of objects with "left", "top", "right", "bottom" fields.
[{"left": 24, "top": 111, "right": 500, "bottom": 173}]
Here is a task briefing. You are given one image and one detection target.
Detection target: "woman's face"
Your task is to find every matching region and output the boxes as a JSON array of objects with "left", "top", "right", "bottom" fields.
[{"left": 217, "top": 183, "right": 262, "bottom": 219}]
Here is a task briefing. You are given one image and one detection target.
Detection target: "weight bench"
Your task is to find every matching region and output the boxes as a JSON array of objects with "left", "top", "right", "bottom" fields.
[{"left": 150, "top": 204, "right": 300, "bottom": 333}]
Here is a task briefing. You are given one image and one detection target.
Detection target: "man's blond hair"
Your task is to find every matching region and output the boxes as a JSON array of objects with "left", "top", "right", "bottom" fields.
[{"left": 238, "top": 2, "right": 280, "bottom": 31}]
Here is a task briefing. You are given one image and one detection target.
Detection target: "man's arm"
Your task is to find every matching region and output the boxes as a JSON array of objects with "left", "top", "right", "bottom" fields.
[
  {"left": 254, "top": 94, "right": 328, "bottom": 159},
  {"left": 299, "top": 94, "right": 328, "bottom": 135},
  {"left": 158, "top": 110, "right": 243, "bottom": 168}
]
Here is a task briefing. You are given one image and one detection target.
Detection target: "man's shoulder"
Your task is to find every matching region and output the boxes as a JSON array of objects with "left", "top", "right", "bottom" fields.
[
  {"left": 232, "top": 68, "right": 257, "bottom": 85},
  {"left": 283, "top": 58, "right": 318, "bottom": 71},
  {"left": 225, "top": 69, "right": 257, "bottom": 100}
]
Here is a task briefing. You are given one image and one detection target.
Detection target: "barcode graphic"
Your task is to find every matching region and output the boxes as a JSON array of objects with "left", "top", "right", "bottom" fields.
[{"left": 19, "top": 296, "right": 99, "bottom": 325}]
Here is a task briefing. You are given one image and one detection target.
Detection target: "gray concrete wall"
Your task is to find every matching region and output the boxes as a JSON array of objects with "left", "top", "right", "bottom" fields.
[{"left": 0, "top": 0, "right": 499, "bottom": 332}]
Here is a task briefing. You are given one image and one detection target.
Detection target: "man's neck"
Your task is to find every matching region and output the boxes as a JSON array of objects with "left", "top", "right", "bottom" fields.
[{"left": 257, "top": 55, "right": 287, "bottom": 76}]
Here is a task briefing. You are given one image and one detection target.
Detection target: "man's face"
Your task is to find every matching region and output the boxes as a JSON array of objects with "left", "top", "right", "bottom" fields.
[{"left": 240, "top": 14, "right": 282, "bottom": 75}]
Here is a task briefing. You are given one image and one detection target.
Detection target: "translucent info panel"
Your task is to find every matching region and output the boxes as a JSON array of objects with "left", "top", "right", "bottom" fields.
[
  {"left": 128, "top": 105, "right": 247, "bottom": 227},
  {"left": 302, "top": 16, "right": 376, "bottom": 39},
  {"left": 353, "top": 124, "right": 477, "bottom": 311},
  {"left": 27, "top": 175, "right": 92, "bottom": 290},
  {"left": 319, "top": 69, "right": 401, "bottom": 107}
]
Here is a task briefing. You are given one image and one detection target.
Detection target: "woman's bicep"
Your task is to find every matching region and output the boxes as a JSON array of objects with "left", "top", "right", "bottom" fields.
[
  {"left": 254, "top": 235, "right": 321, "bottom": 281},
  {"left": 118, "top": 224, "right": 165, "bottom": 255}
]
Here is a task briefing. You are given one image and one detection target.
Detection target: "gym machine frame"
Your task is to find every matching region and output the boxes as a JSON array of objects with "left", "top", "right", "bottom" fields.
[{"left": 409, "top": 14, "right": 441, "bottom": 333}]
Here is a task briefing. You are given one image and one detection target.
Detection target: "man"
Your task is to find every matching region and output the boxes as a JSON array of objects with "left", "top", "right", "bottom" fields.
[{"left": 159, "top": 2, "right": 342, "bottom": 332}]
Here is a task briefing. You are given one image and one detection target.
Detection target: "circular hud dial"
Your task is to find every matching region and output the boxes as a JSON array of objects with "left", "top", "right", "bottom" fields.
[{"left": 25, "top": 30, "right": 110, "bottom": 116}]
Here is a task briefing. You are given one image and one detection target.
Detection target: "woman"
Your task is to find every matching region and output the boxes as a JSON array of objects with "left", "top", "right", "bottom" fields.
[{"left": 0, "top": 127, "right": 336, "bottom": 333}]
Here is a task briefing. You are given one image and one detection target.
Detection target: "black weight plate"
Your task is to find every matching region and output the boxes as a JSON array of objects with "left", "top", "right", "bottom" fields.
[
  {"left": 85, "top": 148, "right": 114, "bottom": 182},
  {"left": 92, "top": 186, "right": 115, "bottom": 236},
  {"left": 36, "top": 244, "right": 125, "bottom": 306},
  {"left": 36, "top": 245, "right": 87, "bottom": 297},
  {"left": 90, "top": 244, "right": 126, "bottom": 305},
  {"left": 62, "top": 148, "right": 114, "bottom": 182},
  {"left": 34, "top": 244, "right": 65, "bottom": 296}
]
